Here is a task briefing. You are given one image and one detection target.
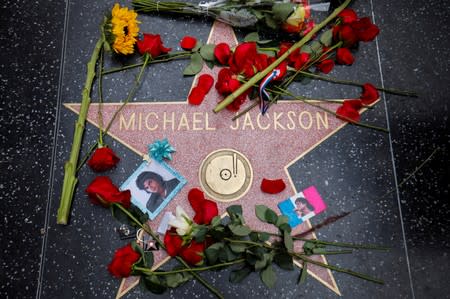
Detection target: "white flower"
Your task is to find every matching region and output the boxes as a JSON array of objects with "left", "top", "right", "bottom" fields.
[{"left": 168, "top": 206, "right": 192, "bottom": 236}]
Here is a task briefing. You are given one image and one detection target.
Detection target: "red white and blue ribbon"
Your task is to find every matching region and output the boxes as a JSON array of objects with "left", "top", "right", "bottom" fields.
[{"left": 259, "top": 69, "right": 281, "bottom": 115}]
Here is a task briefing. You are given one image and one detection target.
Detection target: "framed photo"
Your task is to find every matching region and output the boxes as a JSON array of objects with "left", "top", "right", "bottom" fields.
[
  {"left": 277, "top": 186, "right": 327, "bottom": 228},
  {"left": 120, "top": 160, "right": 186, "bottom": 220}
]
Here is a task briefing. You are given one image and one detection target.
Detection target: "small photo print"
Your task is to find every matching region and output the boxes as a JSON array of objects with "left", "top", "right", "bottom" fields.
[
  {"left": 120, "top": 160, "right": 186, "bottom": 220},
  {"left": 277, "top": 186, "right": 327, "bottom": 228}
]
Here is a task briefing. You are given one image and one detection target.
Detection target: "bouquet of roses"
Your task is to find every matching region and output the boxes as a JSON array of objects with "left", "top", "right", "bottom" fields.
[
  {"left": 133, "top": 0, "right": 322, "bottom": 32},
  {"left": 97, "top": 187, "right": 387, "bottom": 297}
]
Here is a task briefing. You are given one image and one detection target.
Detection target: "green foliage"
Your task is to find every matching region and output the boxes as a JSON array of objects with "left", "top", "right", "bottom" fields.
[
  {"left": 183, "top": 53, "right": 203, "bottom": 76},
  {"left": 229, "top": 266, "right": 253, "bottom": 283},
  {"left": 320, "top": 29, "right": 333, "bottom": 47},
  {"left": 165, "top": 271, "right": 193, "bottom": 288},
  {"left": 205, "top": 242, "right": 224, "bottom": 264},
  {"left": 244, "top": 32, "right": 260, "bottom": 42},
  {"left": 192, "top": 225, "right": 208, "bottom": 242},
  {"left": 229, "top": 224, "right": 252, "bottom": 236},
  {"left": 200, "top": 44, "right": 215, "bottom": 61},
  {"left": 271, "top": 3, "right": 295, "bottom": 22},
  {"left": 298, "top": 262, "right": 308, "bottom": 284},
  {"left": 260, "top": 265, "right": 277, "bottom": 288},
  {"left": 142, "top": 275, "right": 167, "bottom": 294},
  {"left": 274, "top": 252, "right": 294, "bottom": 270}
]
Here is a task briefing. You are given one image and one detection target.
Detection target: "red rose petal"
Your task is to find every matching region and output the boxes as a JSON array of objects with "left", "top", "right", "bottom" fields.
[
  {"left": 180, "top": 36, "right": 197, "bottom": 50},
  {"left": 188, "top": 87, "right": 207, "bottom": 105},
  {"left": 197, "top": 74, "right": 214, "bottom": 93},
  {"left": 360, "top": 83, "right": 379, "bottom": 105},
  {"left": 336, "top": 104, "right": 360, "bottom": 123},
  {"left": 317, "top": 59, "right": 335, "bottom": 74},
  {"left": 261, "top": 178, "right": 286, "bottom": 194},
  {"left": 164, "top": 228, "right": 183, "bottom": 257},
  {"left": 188, "top": 188, "right": 206, "bottom": 212},
  {"left": 214, "top": 43, "right": 231, "bottom": 65}
]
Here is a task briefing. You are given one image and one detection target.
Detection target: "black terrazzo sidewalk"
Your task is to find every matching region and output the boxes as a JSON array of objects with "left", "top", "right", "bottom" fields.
[{"left": 0, "top": 0, "right": 448, "bottom": 298}]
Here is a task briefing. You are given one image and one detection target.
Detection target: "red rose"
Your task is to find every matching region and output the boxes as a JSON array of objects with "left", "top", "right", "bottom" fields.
[
  {"left": 179, "top": 240, "right": 206, "bottom": 265},
  {"left": 338, "top": 8, "right": 358, "bottom": 24},
  {"left": 343, "top": 99, "right": 363, "bottom": 110},
  {"left": 336, "top": 48, "right": 355, "bottom": 65},
  {"left": 137, "top": 33, "right": 171, "bottom": 58},
  {"left": 188, "top": 188, "right": 219, "bottom": 225},
  {"left": 351, "top": 17, "right": 380, "bottom": 42},
  {"left": 336, "top": 101, "right": 360, "bottom": 123},
  {"left": 278, "top": 42, "right": 292, "bottom": 57},
  {"left": 225, "top": 94, "right": 247, "bottom": 112},
  {"left": 317, "top": 59, "right": 335, "bottom": 74},
  {"left": 180, "top": 36, "right": 197, "bottom": 50},
  {"left": 333, "top": 25, "right": 358, "bottom": 47},
  {"left": 215, "top": 68, "right": 241, "bottom": 95},
  {"left": 261, "top": 178, "right": 286, "bottom": 194},
  {"left": 85, "top": 176, "right": 131, "bottom": 208},
  {"left": 229, "top": 42, "right": 257, "bottom": 76},
  {"left": 292, "top": 52, "right": 310, "bottom": 70},
  {"left": 108, "top": 244, "right": 141, "bottom": 278},
  {"left": 164, "top": 228, "right": 184, "bottom": 257},
  {"left": 87, "top": 147, "right": 120, "bottom": 172},
  {"left": 282, "top": 23, "right": 303, "bottom": 34},
  {"left": 214, "top": 43, "right": 231, "bottom": 65},
  {"left": 188, "top": 74, "right": 214, "bottom": 105},
  {"left": 360, "top": 83, "right": 379, "bottom": 105},
  {"left": 300, "top": 20, "right": 315, "bottom": 37},
  {"left": 254, "top": 53, "right": 269, "bottom": 72}
]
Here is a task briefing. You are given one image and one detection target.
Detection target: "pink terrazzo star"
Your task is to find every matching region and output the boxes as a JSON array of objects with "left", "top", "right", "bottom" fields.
[{"left": 64, "top": 21, "right": 370, "bottom": 297}]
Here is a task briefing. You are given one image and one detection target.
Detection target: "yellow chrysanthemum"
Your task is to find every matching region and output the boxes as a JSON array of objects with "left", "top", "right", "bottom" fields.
[{"left": 110, "top": 3, "right": 140, "bottom": 55}]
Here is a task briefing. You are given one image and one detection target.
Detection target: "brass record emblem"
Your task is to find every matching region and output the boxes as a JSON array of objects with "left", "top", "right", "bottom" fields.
[{"left": 199, "top": 149, "right": 253, "bottom": 202}]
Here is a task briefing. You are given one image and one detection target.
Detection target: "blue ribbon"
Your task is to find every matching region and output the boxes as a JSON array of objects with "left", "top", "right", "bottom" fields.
[{"left": 259, "top": 69, "right": 281, "bottom": 115}]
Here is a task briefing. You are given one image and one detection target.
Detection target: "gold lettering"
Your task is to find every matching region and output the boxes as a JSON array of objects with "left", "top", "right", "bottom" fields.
[
  {"left": 145, "top": 112, "right": 158, "bottom": 131},
  {"left": 299, "top": 111, "right": 312, "bottom": 129},
  {"left": 316, "top": 112, "right": 328, "bottom": 129},
  {"left": 286, "top": 111, "right": 296, "bottom": 130},
  {"left": 256, "top": 113, "right": 270, "bottom": 130},
  {"left": 192, "top": 112, "right": 203, "bottom": 131},
  {"left": 119, "top": 113, "right": 135, "bottom": 131},
  {"left": 177, "top": 113, "right": 190, "bottom": 130},
  {"left": 273, "top": 112, "right": 285, "bottom": 130},
  {"left": 205, "top": 112, "right": 216, "bottom": 131},
  {"left": 242, "top": 113, "right": 255, "bottom": 130},
  {"left": 230, "top": 115, "right": 239, "bottom": 130},
  {"left": 163, "top": 112, "right": 175, "bottom": 131},
  {"left": 138, "top": 112, "right": 142, "bottom": 131}
]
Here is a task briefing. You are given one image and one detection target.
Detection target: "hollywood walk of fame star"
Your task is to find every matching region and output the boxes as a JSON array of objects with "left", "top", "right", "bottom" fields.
[{"left": 65, "top": 21, "right": 377, "bottom": 297}]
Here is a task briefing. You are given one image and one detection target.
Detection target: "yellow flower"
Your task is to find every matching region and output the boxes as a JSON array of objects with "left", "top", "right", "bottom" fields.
[{"left": 109, "top": 3, "right": 140, "bottom": 55}]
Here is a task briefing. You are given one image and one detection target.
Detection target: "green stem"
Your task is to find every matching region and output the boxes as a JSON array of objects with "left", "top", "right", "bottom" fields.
[
  {"left": 97, "top": 47, "right": 105, "bottom": 146},
  {"left": 294, "top": 254, "right": 384, "bottom": 284},
  {"left": 213, "top": 0, "right": 352, "bottom": 113},
  {"left": 57, "top": 37, "right": 104, "bottom": 225},
  {"left": 103, "top": 54, "right": 151, "bottom": 135},
  {"left": 299, "top": 71, "right": 418, "bottom": 97},
  {"left": 223, "top": 238, "right": 274, "bottom": 250},
  {"left": 134, "top": 259, "right": 246, "bottom": 275},
  {"left": 102, "top": 52, "right": 191, "bottom": 75},
  {"left": 112, "top": 204, "right": 224, "bottom": 299},
  {"left": 296, "top": 238, "right": 390, "bottom": 251},
  {"left": 315, "top": 250, "right": 354, "bottom": 255},
  {"left": 277, "top": 86, "right": 389, "bottom": 133}
]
